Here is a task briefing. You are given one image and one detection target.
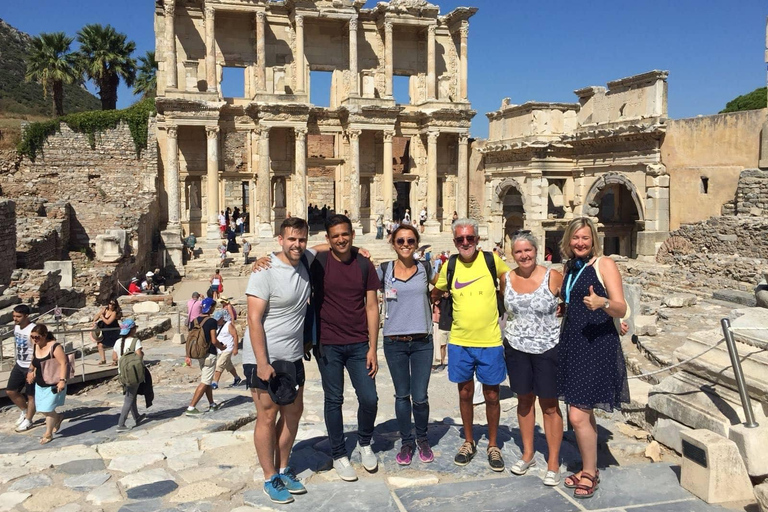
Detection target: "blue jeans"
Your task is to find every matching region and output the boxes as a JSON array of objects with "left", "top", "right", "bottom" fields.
[
  {"left": 383, "top": 335, "right": 433, "bottom": 446},
  {"left": 316, "top": 342, "right": 378, "bottom": 459},
  {"left": 376, "top": 226, "right": 384, "bottom": 239}
]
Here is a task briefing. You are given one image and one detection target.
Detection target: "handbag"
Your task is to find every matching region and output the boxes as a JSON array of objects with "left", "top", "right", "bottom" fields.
[{"left": 39, "top": 343, "right": 76, "bottom": 385}]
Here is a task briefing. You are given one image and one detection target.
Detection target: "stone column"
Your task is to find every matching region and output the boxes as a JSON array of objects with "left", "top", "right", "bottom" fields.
[
  {"left": 166, "top": 125, "right": 180, "bottom": 226},
  {"left": 204, "top": 4, "right": 217, "bottom": 93},
  {"left": 294, "top": 127, "right": 307, "bottom": 221},
  {"left": 457, "top": 133, "right": 469, "bottom": 218},
  {"left": 427, "top": 24, "right": 436, "bottom": 100},
  {"left": 255, "top": 12, "right": 266, "bottom": 93},
  {"left": 347, "top": 129, "right": 363, "bottom": 233},
  {"left": 205, "top": 126, "right": 220, "bottom": 241},
  {"left": 425, "top": 131, "right": 440, "bottom": 234},
  {"left": 295, "top": 15, "right": 305, "bottom": 94},
  {"left": 164, "top": 0, "right": 177, "bottom": 90},
  {"left": 257, "top": 127, "right": 273, "bottom": 237},
  {"left": 384, "top": 21, "right": 393, "bottom": 97},
  {"left": 459, "top": 22, "right": 468, "bottom": 101},
  {"left": 383, "top": 130, "right": 395, "bottom": 222},
  {"left": 248, "top": 177, "right": 257, "bottom": 235},
  {"left": 349, "top": 18, "right": 359, "bottom": 97}
]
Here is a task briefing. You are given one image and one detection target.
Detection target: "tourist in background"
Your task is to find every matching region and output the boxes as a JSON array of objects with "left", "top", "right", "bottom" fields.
[
  {"left": 402, "top": 208, "right": 411, "bottom": 224},
  {"left": 242, "top": 239, "right": 252, "bottom": 264},
  {"left": 112, "top": 319, "right": 145, "bottom": 432},
  {"left": 187, "top": 292, "right": 202, "bottom": 330},
  {"left": 502, "top": 231, "right": 564, "bottom": 486},
  {"left": 8, "top": 305, "right": 36, "bottom": 432},
  {"left": 128, "top": 277, "right": 141, "bottom": 295},
  {"left": 211, "top": 310, "right": 242, "bottom": 389},
  {"left": 220, "top": 296, "right": 237, "bottom": 321},
  {"left": 558, "top": 217, "right": 629, "bottom": 499},
  {"left": 210, "top": 269, "right": 223, "bottom": 299},
  {"left": 375, "top": 214, "right": 384, "bottom": 239},
  {"left": 185, "top": 232, "right": 197, "bottom": 260},
  {"left": 378, "top": 223, "right": 437, "bottom": 466},
  {"left": 185, "top": 298, "right": 226, "bottom": 415},
  {"left": 418, "top": 207, "right": 427, "bottom": 233},
  {"left": 91, "top": 299, "right": 122, "bottom": 366},
  {"left": 26, "top": 324, "right": 66, "bottom": 444}
]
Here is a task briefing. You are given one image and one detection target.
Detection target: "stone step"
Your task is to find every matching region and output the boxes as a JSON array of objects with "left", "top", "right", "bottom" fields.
[{"left": 0, "top": 295, "right": 20, "bottom": 310}]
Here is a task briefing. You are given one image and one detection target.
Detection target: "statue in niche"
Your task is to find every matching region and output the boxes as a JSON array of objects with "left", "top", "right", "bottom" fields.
[
  {"left": 361, "top": 181, "right": 370, "bottom": 208},
  {"left": 274, "top": 179, "right": 285, "bottom": 208},
  {"left": 189, "top": 181, "right": 200, "bottom": 210}
]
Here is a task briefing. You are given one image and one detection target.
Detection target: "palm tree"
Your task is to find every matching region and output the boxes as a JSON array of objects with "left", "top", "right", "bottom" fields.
[
  {"left": 76, "top": 24, "right": 136, "bottom": 110},
  {"left": 133, "top": 50, "right": 158, "bottom": 99},
  {"left": 25, "top": 32, "right": 81, "bottom": 117}
]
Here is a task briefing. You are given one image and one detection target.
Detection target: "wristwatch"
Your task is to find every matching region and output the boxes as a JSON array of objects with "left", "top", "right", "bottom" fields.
[{"left": 602, "top": 300, "right": 610, "bottom": 310}]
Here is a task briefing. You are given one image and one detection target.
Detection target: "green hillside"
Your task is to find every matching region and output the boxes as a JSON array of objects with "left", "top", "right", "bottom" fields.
[{"left": 0, "top": 18, "right": 100, "bottom": 117}]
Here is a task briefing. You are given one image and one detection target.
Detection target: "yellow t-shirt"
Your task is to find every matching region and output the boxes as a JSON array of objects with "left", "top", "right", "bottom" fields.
[{"left": 435, "top": 252, "right": 510, "bottom": 347}]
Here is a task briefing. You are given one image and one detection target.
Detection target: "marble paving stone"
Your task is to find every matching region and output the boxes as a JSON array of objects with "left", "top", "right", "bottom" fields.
[
  {"left": 86, "top": 481, "right": 123, "bottom": 505},
  {"left": 126, "top": 480, "right": 180, "bottom": 500},
  {"left": 108, "top": 452, "right": 166, "bottom": 473},
  {"left": 177, "top": 466, "right": 222, "bottom": 484},
  {"left": 170, "top": 482, "right": 230, "bottom": 502},
  {"left": 8, "top": 473, "right": 53, "bottom": 492},
  {"left": 160, "top": 503, "right": 214, "bottom": 512},
  {"left": 166, "top": 452, "right": 204, "bottom": 471},
  {"left": 52, "top": 504, "right": 81, "bottom": 512},
  {"left": 576, "top": 464, "right": 703, "bottom": 511},
  {"left": 396, "top": 475, "right": 577, "bottom": 512},
  {"left": 57, "top": 458, "right": 106, "bottom": 475},
  {"left": 21, "top": 488, "right": 82, "bottom": 512},
  {"left": 0, "top": 466, "right": 32, "bottom": 484},
  {"left": 245, "top": 480, "right": 399, "bottom": 511},
  {"left": 629, "top": 499, "right": 731, "bottom": 512},
  {"left": 97, "top": 439, "right": 149, "bottom": 459},
  {"left": 387, "top": 475, "right": 440, "bottom": 488},
  {"left": 25, "top": 447, "right": 101, "bottom": 470},
  {"left": 117, "top": 499, "right": 164, "bottom": 512},
  {"left": 0, "top": 491, "right": 30, "bottom": 512},
  {"left": 161, "top": 436, "right": 200, "bottom": 459},
  {"left": 119, "top": 468, "right": 175, "bottom": 490},
  {"left": 63, "top": 471, "right": 111, "bottom": 491},
  {"left": 199, "top": 431, "right": 242, "bottom": 450}
]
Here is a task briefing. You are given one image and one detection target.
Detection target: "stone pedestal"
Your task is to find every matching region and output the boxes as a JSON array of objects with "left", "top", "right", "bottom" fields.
[
  {"left": 161, "top": 229, "right": 185, "bottom": 278},
  {"left": 43, "top": 261, "right": 73, "bottom": 288},
  {"left": 257, "top": 223, "right": 274, "bottom": 239},
  {"left": 680, "top": 429, "right": 754, "bottom": 504},
  {"left": 729, "top": 423, "right": 768, "bottom": 477},
  {"left": 423, "top": 219, "right": 440, "bottom": 235}
]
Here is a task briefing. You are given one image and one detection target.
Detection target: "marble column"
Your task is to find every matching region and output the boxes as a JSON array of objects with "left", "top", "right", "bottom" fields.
[
  {"left": 248, "top": 177, "right": 257, "bottom": 235},
  {"left": 257, "top": 127, "right": 273, "bottom": 237},
  {"left": 204, "top": 4, "right": 217, "bottom": 93},
  {"left": 164, "top": 1, "right": 177, "bottom": 90},
  {"left": 295, "top": 15, "right": 305, "bottom": 94},
  {"left": 384, "top": 21, "right": 393, "bottom": 97},
  {"left": 427, "top": 24, "right": 436, "bottom": 100},
  {"left": 205, "top": 126, "right": 220, "bottom": 241},
  {"left": 457, "top": 133, "right": 469, "bottom": 218},
  {"left": 166, "top": 125, "right": 180, "bottom": 226},
  {"left": 347, "top": 129, "right": 363, "bottom": 233},
  {"left": 255, "top": 12, "right": 266, "bottom": 93},
  {"left": 459, "top": 22, "right": 468, "bottom": 101},
  {"left": 294, "top": 127, "right": 307, "bottom": 221},
  {"left": 383, "top": 130, "right": 395, "bottom": 222},
  {"left": 425, "top": 131, "right": 440, "bottom": 234},
  {"left": 349, "top": 18, "right": 359, "bottom": 97}
]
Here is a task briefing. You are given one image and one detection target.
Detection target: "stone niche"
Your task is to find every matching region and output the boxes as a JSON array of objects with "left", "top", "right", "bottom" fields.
[{"left": 95, "top": 229, "right": 128, "bottom": 263}]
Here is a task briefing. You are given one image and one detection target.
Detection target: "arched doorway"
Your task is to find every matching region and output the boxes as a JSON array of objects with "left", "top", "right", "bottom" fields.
[
  {"left": 501, "top": 184, "right": 525, "bottom": 260},
  {"left": 584, "top": 174, "right": 643, "bottom": 257}
]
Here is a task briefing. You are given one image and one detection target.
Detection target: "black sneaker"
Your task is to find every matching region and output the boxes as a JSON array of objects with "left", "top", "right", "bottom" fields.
[
  {"left": 454, "top": 441, "right": 477, "bottom": 466},
  {"left": 487, "top": 446, "right": 505, "bottom": 472}
]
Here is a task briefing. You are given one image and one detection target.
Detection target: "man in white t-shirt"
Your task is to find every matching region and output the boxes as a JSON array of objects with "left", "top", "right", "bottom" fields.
[
  {"left": 211, "top": 310, "right": 242, "bottom": 389},
  {"left": 244, "top": 217, "right": 311, "bottom": 504},
  {"left": 8, "top": 305, "right": 36, "bottom": 431}
]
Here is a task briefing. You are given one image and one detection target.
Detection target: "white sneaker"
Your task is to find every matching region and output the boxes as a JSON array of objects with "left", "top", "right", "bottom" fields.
[
  {"left": 359, "top": 444, "right": 378, "bottom": 472},
  {"left": 543, "top": 470, "right": 561, "bottom": 486},
  {"left": 333, "top": 457, "right": 358, "bottom": 482},
  {"left": 15, "top": 419, "right": 32, "bottom": 432},
  {"left": 15, "top": 411, "right": 26, "bottom": 426}
]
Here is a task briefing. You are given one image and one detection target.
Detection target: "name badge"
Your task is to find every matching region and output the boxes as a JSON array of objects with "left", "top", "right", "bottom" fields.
[{"left": 385, "top": 288, "right": 398, "bottom": 299}]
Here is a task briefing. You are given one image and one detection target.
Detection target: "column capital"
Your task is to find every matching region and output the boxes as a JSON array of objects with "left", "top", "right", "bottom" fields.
[
  {"left": 427, "top": 23, "right": 436, "bottom": 35},
  {"left": 206, "top": 125, "right": 220, "bottom": 139},
  {"left": 458, "top": 133, "right": 469, "bottom": 145},
  {"left": 258, "top": 126, "right": 271, "bottom": 140},
  {"left": 383, "top": 129, "right": 395, "bottom": 142},
  {"left": 427, "top": 131, "right": 439, "bottom": 144},
  {"left": 346, "top": 129, "right": 362, "bottom": 141},
  {"left": 295, "top": 126, "right": 308, "bottom": 139},
  {"left": 349, "top": 17, "right": 358, "bottom": 31},
  {"left": 164, "top": 0, "right": 176, "bottom": 16},
  {"left": 295, "top": 15, "right": 304, "bottom": 29},
  {"left": 384, "top": 20, "right": 393, "bottom": 33},
  {"left": 166, "top": 125, "right": 178, "bottom": 138},
  {"left": 459, "top": 21, "right": 469, "bottom": 39},
  {"left": 256, "top": 11, "right": 266, "bottom": 22},
  {"left": 204, "top": 4, "right": 215, "bottom": 19}
]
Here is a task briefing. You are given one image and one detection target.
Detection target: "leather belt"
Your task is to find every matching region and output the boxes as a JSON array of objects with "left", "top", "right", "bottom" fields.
[{"left": 389, "top": 334, "right": 429, "bottom": 342}]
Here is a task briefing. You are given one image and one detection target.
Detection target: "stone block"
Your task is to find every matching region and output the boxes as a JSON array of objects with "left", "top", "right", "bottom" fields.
[
  {"left": 754, "top": 281, "right": 768, "bottom": 309},
  {"left": 95, "top": 233, "right": 123, "bottom": 263},
  {"left": 132, "top": 301, "right": 160, "bottom": 314},
  {"left": 728, "top": 423, "right": 768, "bottom": 477},
  {"left": 634, "top": 315, "right": 658, "bottom": 336},
  {"left": 43, "top": 261, "right": 73, "bottom": 287},
  {"left": 680, "top": 429, "right": 753, "bottom": 504},
  {"left": 651, "top": 416, "right": 692, "bottom": 453},
  {"left": 713, "top": 289, "right": 757, "bottom": 307},
  {"left": 755, "top": 481, "right": 768, "bottom": 512},
  {"left": 0, "top": 491, "right": 30, "bottom": 512},
  {"left": 663, "top": 293, "right": 697, "bottom": 308}
]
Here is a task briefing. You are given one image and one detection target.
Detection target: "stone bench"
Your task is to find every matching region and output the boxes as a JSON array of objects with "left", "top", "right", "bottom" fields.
[{"left": 119, "top": 294, "right": 174, "bottom": 306}]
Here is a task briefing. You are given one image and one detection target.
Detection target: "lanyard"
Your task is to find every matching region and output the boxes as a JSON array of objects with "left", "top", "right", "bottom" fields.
[{"left": 564, "top": 264, "right": 588, "bottom": 305}]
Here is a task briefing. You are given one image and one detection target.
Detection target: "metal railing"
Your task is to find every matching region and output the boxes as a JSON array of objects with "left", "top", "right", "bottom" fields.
[{"left": 720, "top": 318, "right": 759, "bottom": 428}]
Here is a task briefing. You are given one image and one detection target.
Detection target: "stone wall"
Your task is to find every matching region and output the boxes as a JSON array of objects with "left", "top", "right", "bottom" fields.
[
  {"left": 0, "top": 200, "right": 16, "bottom": 285},
  {"left": 15, "top": 200, "right": 70, "bottom": 269},
  {"left": 663, "top": 108, "right": 768, "bottom": 230},
  {"left": 722, "top": 169, "right": 768, "bottom": 216}
]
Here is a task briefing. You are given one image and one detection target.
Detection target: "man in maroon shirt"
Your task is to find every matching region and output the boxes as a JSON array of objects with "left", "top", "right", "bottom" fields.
[{"left": 311, "top": 214, "right": 381, "bottom": 482}]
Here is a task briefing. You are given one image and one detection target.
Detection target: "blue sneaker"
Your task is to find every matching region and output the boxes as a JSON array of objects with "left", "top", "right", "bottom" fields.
[
  {"left": 211, "top": 382, "right": 219, "bottom": 390},
  {"left": 279, "top": 467, "right": 307, "bottom": 495},
  {"left": 264, "top": 475, "right": 294, "bottom": 504},
  {"left": 230, "top": 377, "right": 242, "bottom": 387}
]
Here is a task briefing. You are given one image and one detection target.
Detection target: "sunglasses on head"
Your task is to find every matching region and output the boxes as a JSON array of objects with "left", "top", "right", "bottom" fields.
[
  {"left": 395, "top": 237, "right": 416, "bottom": 246},
  {"left": 512, "top": 229, "right": 531, "bottom": 236},
  {"left": 454, "top": 235, "right": 477, "bottom": 244}
]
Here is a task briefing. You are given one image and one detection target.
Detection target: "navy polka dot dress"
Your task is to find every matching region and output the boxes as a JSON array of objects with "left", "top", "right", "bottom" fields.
[{"left": 558, "top": 264, "right": 630, "bottom": 412}]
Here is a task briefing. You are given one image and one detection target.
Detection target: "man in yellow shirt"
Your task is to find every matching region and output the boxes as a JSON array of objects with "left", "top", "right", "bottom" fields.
[{"left": 431, "top": 218, "right": 510, "bottom": 472}]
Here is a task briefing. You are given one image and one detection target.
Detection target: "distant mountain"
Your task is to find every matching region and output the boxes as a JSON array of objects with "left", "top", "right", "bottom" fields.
[{"left": 0, "top": 18, "right": 100, "bottom": 117}]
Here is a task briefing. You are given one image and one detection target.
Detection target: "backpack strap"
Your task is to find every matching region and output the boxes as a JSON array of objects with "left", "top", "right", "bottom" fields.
[
  {"left": 354, "top": 249, "right": 370, "bottom": 289},
  {"left": 446, "top": 255, "right": 458, "bottom": 291},
  {"left": 379, "top": 261, "right": 391, "bottom": 291},
  {"left": 483, "top": 251, "right": 499, "bottom": 290}
]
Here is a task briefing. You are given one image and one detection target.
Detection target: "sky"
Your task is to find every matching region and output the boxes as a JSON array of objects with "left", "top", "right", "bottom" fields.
[{"left": 2, "top": 0, "right": 766, "bottom": 138}]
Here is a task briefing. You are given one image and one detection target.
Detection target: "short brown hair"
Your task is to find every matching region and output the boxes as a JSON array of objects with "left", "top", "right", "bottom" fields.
[
  {"left": 390, "top": 223, "right": 420, "bottom": 248},
  {"left": 281, "top": 216, "right": 309, "bottom": 236}
]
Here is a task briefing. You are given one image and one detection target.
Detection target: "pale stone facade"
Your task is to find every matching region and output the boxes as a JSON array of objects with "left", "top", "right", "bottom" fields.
[
  {"left": 478, "top": 70, "right": 670, "bottom": 260},
  {"left": 154, "top": 0, "right": 476, "bottom": 245}
]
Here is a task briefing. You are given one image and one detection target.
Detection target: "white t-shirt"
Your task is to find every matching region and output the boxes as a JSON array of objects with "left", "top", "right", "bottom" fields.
[
  {"left": 113, "top": 337, "right": 143, "bottom": 375},
  {"left": 14, "top": 323, "right": 36, "bottom": 369},
  {"left": 216, "top": 321, "right": 235, "bottom": 353}
]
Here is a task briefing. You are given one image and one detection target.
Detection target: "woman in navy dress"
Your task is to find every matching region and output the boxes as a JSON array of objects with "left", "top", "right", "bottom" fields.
[{"left": 557, "top": 218, "right": 629, "bottom": 499}]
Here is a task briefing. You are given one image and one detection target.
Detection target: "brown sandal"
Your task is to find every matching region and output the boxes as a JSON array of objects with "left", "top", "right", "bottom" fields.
[
  {"left": 564, "top": 469, "right": 599, "bottom": 488},
  {"left": 573, "top": 472, "right": 599, "bottom": 499},
  {"left": 40, "top": 435, "right": 53, "bottom": 445}
]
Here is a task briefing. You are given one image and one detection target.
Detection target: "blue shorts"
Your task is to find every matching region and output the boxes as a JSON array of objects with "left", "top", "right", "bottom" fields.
[{"left": 447, "top": 344, "right": 506, "bottom": 385}]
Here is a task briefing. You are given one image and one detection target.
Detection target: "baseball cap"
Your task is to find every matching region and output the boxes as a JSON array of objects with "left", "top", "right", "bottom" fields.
[
  {"left": 146, "top": 271, "right": 154, "bottom": 277},
  {"left": 131, "top": 277, "right": 138, "bottom": 282},
  {"left": 268, "top": 361, "right": 300, "bottom": 406},
  {"left": 212, "top": 310, "right": 227, "bottom": 321},
  {"left": 119, "top": 318, "right": 136, "bottom": 335},
  {"left": 201, "top": 297, "right": 216, "bottom": 314}
]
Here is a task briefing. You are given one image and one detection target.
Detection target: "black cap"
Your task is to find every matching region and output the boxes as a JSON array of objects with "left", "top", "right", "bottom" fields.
[{"left": 268, "top": 360, "right": 299, "bottom": 406}]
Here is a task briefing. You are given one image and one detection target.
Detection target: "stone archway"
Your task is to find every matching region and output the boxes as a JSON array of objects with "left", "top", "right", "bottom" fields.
[
  {"left": 583, "top": 172, "right": 644, "bottom": 257},
  {"left": 496, "top": 178, "right": 526, "bottom": 258}
]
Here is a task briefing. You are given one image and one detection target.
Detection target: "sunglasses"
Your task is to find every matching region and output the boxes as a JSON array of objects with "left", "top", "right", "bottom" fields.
[
  {"left": 512, "top": 229, "right": 531, "bottom": 236},
  {"left": 454, "top": 235, "right": 477, "bottom": 245},
  {"left": 395, "top": 238, "right": 417, "bottom": 246},
  {"left": 30, "top": 335, "right": 43, "bottom": 340}
]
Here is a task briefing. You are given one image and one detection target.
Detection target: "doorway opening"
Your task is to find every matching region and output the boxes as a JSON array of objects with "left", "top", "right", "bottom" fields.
[
  {"left": 310, "top": 70, "right": 333, "bottom": 107},
  {"left": 221, "top": 67, "right": 246, "bottom": 98},
  {"left": 393, "top": 182, "right": 411, "bottom": 223}
]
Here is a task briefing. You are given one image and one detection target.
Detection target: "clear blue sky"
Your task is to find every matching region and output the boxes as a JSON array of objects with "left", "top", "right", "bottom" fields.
[{"left": 3, "top": 0, "right": 766, "bottom": 138}]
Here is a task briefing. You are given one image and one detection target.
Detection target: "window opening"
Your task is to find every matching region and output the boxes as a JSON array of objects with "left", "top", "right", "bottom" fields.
[{"left": 221, "top": 67, "right": 245, "bottom": 98}]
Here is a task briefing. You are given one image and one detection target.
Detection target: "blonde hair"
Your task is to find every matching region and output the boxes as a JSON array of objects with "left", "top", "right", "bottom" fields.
[{"left": 559, "top": 217, "right": 603, "bottom": 260}]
